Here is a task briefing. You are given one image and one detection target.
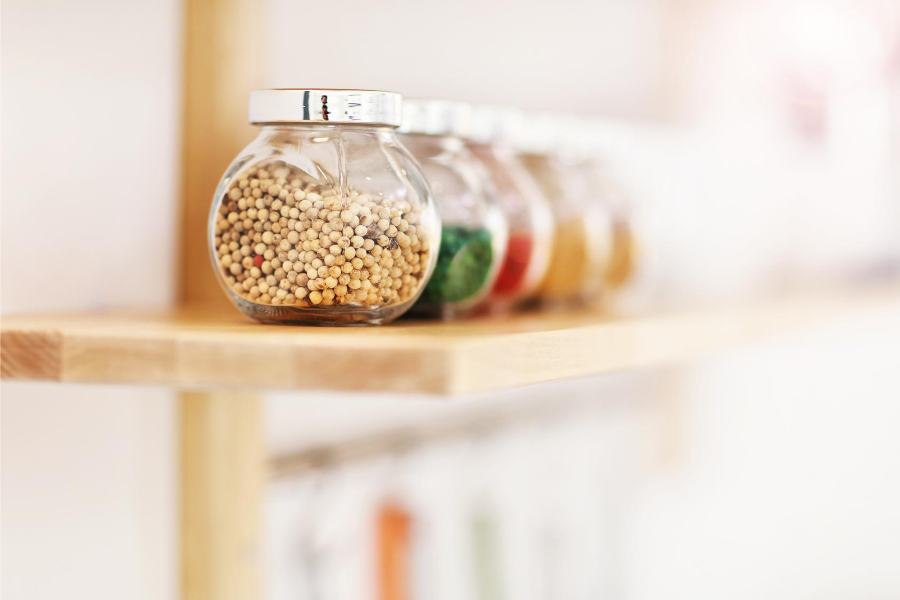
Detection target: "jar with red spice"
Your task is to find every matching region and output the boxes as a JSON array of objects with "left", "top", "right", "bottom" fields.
[{"left": 467, "top": 107, "right": 555, "bottom": 307}]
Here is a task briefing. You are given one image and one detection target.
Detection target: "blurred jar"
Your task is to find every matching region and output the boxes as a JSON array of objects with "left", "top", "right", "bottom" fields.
[
  {"left": 590, "top": 166, "right": 637, "bottom": 294},
  {"left": 399, "top": 100, "right": 508, "bottom": 319},
  {"left": 209, "top": 89, "right": 441, "bottom": 326},
  {"left": 467, "top": 106, "right": 555, "bottom": 308},
  {"left": 559, "top": 119, "right": 637, "bottom": 305},
  {"left": 516, "top": 115, "right": 608, "bottom": 306}
]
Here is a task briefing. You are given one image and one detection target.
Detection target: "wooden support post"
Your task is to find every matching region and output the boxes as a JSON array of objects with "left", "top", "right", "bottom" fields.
[
  {"left": 179, "top": 0, "right": 264, "bottom": 592},
  {"left": 180, "top": 0, "right": 262, "bottom": 309},
  {"left": 181, "top": 392, "right": 265, "bottom": 600}
]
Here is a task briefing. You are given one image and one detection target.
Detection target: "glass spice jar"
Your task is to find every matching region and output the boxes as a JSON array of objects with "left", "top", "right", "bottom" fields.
[
  {"left": 565, "top": 121, "right": 638, "bottom": 299},
  {"left": 515, "top": 115, "right": 608, "bottom": 306},
  {"left": 556, "top": 157, "right": 616, "bottom": 304},
  {"left": 588, "top": 163, "right": 637, "bottom": 293},
  {"left": 399, "top": 100, "right": 508, "bottom": 319},
  {"left": 209, "top": 89, "right": 441, "bottom": 325},
  {"left": 467, "top": 106, "right": 555, "bottom": 308},
  {"left": 553, "top": 119, "right": 622, "bottom": 306}
]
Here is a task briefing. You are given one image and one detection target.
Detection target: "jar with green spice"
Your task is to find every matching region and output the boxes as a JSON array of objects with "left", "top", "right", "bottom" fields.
[
  {"left": 417, "top": 224, "right": 496, "bottom": 306},
  {"left": 399, "top": 100, "right": 508, "bottom": 319}
]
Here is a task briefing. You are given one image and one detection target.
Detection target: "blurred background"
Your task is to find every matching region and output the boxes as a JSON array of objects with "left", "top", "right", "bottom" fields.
[{"left": 2, "top": 0, "right": 900, "bottom": 598}]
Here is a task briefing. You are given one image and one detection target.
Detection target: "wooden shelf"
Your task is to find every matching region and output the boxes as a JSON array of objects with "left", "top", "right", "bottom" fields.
[{"left": 2, "top": 285, "right": 898, "bottom": 395}]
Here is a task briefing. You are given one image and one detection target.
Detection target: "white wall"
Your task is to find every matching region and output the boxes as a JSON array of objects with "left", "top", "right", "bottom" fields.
[
  {"left": 1, "top": 384, "right": 177, "bottom": 600},
  {"left": 629, "top": 307, "right": 900, "bottom": 599},
  {"left": 264, "top": 0, "right": 663, "bottom": 117},
  {"left": 1, "top": 0, "right": 182, "bottom": 597},
  {"left": 1, "top": 0, "right": 181, "bottom": 314}
]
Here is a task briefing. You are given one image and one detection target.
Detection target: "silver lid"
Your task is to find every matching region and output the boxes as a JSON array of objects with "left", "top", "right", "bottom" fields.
[
  {"left": 557, "top": 115, "right": 597, "bottom": 162},
  {"left": 511, "top": 112, "right": 561, "bottom": 155},
  {"left": 468, "top": 105, "right": 525, "bottom": 146},
  {"left": 398, "top": 99, "right": 472, "bottom": 137},
  {"left": 248, "top": 89, "right": 403, "bottom": 126},
  {"left": 468, "top": 105, "right": 501, "bottom": 145}
]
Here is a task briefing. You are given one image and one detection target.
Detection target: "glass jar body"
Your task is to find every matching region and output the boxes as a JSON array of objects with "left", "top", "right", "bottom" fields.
[
  {"left": 469, "top": 143, "right": 555, "bottom": 307},
  {"left": 209, "top": 125, "right": 441, "bottom": 325},
  {"left": 520, "top": 153, "right": 608, "bottom": 306},
  {"left": 558, "top": 158, "right": 616, "bottom": 304},
  {"left": 585, "top": 163, "right": 637, "bottom": 294},
  {"left": 400, "top": 134, "right": 508, "bottom": 318}
]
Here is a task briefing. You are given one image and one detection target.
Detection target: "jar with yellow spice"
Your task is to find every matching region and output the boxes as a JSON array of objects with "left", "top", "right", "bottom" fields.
[{"left": 567, "top": 120, "right": 639, "bottom": 299}]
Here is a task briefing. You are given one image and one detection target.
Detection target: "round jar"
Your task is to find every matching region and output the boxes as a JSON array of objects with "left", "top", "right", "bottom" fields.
[
  {"left": 467, "top": 107, "right": 555, "bottom": 308},
  {"left": 563, "top": 121, "right": 638, "bottom": 300},
  {"left": 556, "top": 157, "right": 615, "bottom": 304},
  {"left": 209, "top": 89, "right": 441, "bottom": 325},
  {"left": 587, "top": 164, "right": 637, "bottom": 293},
  {"left": 516, "top": 116, "right": 607, "bottom": 306},
  {"left": 399, "top": 100, "right": 508, "bottom": 319}
]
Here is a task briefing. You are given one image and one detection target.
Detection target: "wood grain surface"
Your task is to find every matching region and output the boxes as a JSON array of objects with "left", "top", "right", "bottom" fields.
[
  {"left": 181, "top": 392, "right": 264, "bottom": 600},
  {"left": 179, "top": 0, "right": 261, "bottom": 309},
  {"left": 3, "top": 286, "right": 897, "bottom": 395}
]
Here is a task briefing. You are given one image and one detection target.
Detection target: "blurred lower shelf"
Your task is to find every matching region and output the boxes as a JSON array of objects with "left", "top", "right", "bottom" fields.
[{"left": 2, "top": 285, "right": 898, "bottom": 395}]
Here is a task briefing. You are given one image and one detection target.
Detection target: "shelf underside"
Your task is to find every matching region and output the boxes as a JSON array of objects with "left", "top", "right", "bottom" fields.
[{"left": 2, "top": 286, "right": 897, "bottom": 395}]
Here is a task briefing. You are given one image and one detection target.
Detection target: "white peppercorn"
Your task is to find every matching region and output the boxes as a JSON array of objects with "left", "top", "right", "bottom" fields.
[{"left": 212, "top": 159, "right": 433, "bottom": 315}]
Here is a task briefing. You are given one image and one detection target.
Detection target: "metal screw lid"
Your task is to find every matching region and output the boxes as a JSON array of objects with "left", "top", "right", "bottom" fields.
[
  {"left": 468, "top": 105, "right": 527, "bottom": 146},
  {"left": 510, "top": 112, "right": 562, "bottom": 155},
  {"left": 398, "top": 99, "right": 472, "bottom": 138},
  {"left": 248, "top": 89, "right": 403, "bottom": 126}
]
